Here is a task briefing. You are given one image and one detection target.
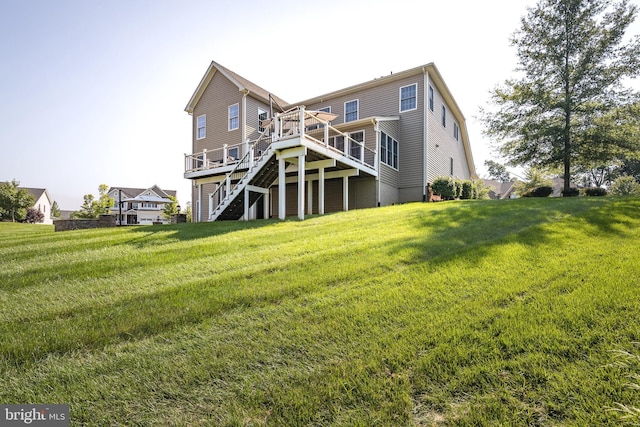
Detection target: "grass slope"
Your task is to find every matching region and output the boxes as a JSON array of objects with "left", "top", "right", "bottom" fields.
[{"left": 1, "top": 197, "right": 639, "bottom": 426}]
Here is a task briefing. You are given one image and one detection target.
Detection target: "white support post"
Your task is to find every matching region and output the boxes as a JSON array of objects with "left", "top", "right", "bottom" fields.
[
  {"left": 225, "top": 175, "right": 231, "bottom": 197},
  {"left": 198, "top": 184, "right": 203, "bottom": 222},
  {"left": 343, "top": 176, "right": 349, "bottom": 212},
  {"left": 202, "top": 149, "right": 207, "bottom": 169},
  {"left": 244, "top": 188, "right": 249, "bottom": 221},
  {"left": 223, "top": 144, "right": 228, "bottom": 165},
  {"left": 318, "top": 167, "right": 325, "bottom": 215},
  {"left": 298, "top": 154, "right": 305, "bottom": 220},
  {"left": 360, "top": 143, "right": 364, "bottom": 164},
  {"left": 278, "top": 157, "right": 286, "bottom": 220},
  {"left": 245, "top": 138, "right": 252, "bottom": 165},
  {"left": 274, "top": 113, "right": 280, "bottom": 139},
  {"left": 307, "top": 179, "right": 313, "bottom": 216},
  {"left": 263, "top": 192, "right": 270, "bottom": 219}
]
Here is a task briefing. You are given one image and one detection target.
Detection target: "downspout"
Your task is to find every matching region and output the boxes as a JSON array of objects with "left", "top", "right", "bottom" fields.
[{"left": 422, "top": 67, "right": 430, "bottom": 202}]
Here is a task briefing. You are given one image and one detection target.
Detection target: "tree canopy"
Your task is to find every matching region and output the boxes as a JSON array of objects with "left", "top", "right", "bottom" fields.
[
  {"left": 482, "top": 0, "right": 640, "bottom": 193},
  {"left": 73, "top": 184, "right": 114, "bottom": 219},
  {"left": 0, "top": 180, "right": 35, "bottom": 222}
]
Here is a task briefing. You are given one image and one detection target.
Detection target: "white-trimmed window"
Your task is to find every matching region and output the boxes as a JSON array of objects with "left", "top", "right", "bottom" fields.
[
  {"left": 454, "top": 122, "right": 459, "bottom": 141},
  {"left": 349, "top": 130, "right": 364, "bottom": 160},
  {"left": 441, "top": 105, "right": 446, "bottom": 127},
  {"left": 400, "top": 84, "right": 417, "bottom": 112},
  {"left": 428, "top": 85, "right": 434, "bottom": 112},
  {"left": 196, "top": 114, "right": 206, "bottom": 140},
  {"left": 450, "top": 157, "right": 454, "bottom": 176},
  {"left": 228, "top": 104, "right": 239, "bottom": 131},
  {"left": 258, "top": 108, "right": 268, "bottom": 133},
  {"left": 345, "top": 99, "right": 359, "bottom": 122},
  {"left": 380, "top": 132, "right": 399, "bottom": 169}
]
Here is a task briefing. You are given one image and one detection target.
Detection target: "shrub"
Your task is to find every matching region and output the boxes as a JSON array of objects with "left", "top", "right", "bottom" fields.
[
  {"left": 460, "top": 180, "right": 473, "bottom": 200},
  {"left": 585, "top": 187, "right": 607, "bottom": 197},
  {"left": 610, "top": 176, "right": 640, "bottom": 196},
  {"left": 523, "top": 186, "right": 553, "bottom": 197},
  {"left": 473, "top": 180, "right": 491, "bottom": 200},
  {"left": 431, "top": 177, "right": 457, "bottom": 200},
  {"left": 562, "top": 188, "right": 580, "bottom": 197},
  {"left": 25, "top": 208, "right": 45, "bottom": 223}
]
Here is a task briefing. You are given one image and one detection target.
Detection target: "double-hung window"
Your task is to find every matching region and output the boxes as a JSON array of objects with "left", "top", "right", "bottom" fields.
[
  {"left": 349, "top": 131, "right": 364, "bottom": 160},
  {"left": 380, "top": 132, "right": 399, "bottom": 169},
  {"left": 441, "top": 105, "right": 446, "bottom": 128},
  {"left": 228, "top": 104, "right": 239, "bottom": 131},
  {"left": 400, "top": 84, "right": 417, "bottom": 112},
  {"left": 196, "top": 115, "right": 206, "bottom": 139},
  {"left": 345, "top": 99, "right": 359, "bottom": 123},
  {"left": 454, "top": 122, "right": 459, "bottom": 141}
]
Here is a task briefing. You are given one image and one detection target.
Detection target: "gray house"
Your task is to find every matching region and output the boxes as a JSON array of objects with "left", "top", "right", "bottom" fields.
[{"left": 184, "top": 61, "right": 477, "bottom": 221}]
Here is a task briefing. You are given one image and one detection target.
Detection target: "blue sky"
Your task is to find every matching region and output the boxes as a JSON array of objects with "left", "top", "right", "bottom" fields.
[{"left": 1, "top": 0, "right": 638, "bottom": 210}]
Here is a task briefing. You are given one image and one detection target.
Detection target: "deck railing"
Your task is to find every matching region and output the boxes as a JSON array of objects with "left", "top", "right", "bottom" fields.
[{"left": 185, "top": 106, "right": 378, "bottom": 176}]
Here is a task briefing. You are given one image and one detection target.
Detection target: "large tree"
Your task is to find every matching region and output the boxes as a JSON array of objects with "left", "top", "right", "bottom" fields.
[
  {"left": 482, "top": 0, "right": 640, "bottom": 194},
  {"left": 0, "top": 180, "right": 35, "bottom": 222}
]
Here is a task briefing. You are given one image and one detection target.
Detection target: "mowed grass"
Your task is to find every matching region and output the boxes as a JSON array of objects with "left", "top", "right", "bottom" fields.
[{"left": 1, "top": 197, "right": 639, "bottom": 426}]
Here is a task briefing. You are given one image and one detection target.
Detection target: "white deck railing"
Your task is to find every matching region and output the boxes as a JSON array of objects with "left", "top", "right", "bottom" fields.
[{"left": 185, "top": 106, "right": 378, "bottom": 175}]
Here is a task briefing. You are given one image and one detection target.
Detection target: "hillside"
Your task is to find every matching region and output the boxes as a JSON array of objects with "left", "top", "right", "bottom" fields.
[{"left": 1, "top": 197, "right": 640, "bottom": 426}]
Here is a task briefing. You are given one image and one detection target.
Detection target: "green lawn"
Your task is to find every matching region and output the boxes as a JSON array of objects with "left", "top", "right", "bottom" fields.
[{"left": 1, "top": 197, "right": 639, "bottom": 426}]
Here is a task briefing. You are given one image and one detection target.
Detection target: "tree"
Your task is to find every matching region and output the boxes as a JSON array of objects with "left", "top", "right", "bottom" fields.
[
  {"left": 482, "top": 0, "right": 640, "bottom": 196},
  {"left": 73, "top": 184, "right": 114, "bottom": 219},
  {"left": 162, "top": 195, "right": 179, "bottom": 219},
  {"left": 0, "top": 179, "right": 35, "bottom": 222},
  {"left": 51, "top": 201, "right": 61, "bottom": 218},
  {"left": 184, "top": 201, "right": 192, "bottom": 223},
  {"left": 484, "top": 160, "right": 512, "bottom": 182}
]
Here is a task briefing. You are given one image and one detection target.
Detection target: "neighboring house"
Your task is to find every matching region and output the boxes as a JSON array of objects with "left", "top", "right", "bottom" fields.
[
  {"left": 107, "top": 185, "right": 177, "bottom": 225},
  {"left": 483, "top": 180, "right": 517, "bottom": 200},
  {"left": 19, "top": 188, "right": 53, "bottom": 224},
  {"left": 550, "top": 177, "right": 578, "bottom": 197},
  {"left": 184, "top": 61, "right": 477, "bottom": 222}
]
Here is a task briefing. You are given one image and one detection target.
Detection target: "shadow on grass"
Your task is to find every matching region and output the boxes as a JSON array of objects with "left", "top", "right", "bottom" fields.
[{"left": 385, "top": 197, "right": 630, "bottom": 268}]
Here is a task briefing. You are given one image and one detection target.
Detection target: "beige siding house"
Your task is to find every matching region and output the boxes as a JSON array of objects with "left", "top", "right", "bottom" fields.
[{"left": 184, "top": 61, "right": 476, "bottom": 222}]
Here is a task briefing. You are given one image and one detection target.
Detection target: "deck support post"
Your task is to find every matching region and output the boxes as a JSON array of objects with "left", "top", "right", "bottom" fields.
[
  {"left": 263, "top": 192, "right": 270, "bottom": 219},
  {"left": 278, "top": 157, "right": 286, "bottom": 220},
  {"left": 318, "top": 168, "right": 325, "bottom": 215},
  {"left": 243, "top": 187, "right": 249, "bottom": 221},
  {"left": 298, "top": 154, "right": 305, "bottom": 220},
  {"left": 197, "top": 183, "right": 203, "bottom": 223},
  {"left": 307, "top": 179, "right": 313, "bottom": 215},
  {"left": 343, "top": 176, "right": 349, "bottom": 212}
]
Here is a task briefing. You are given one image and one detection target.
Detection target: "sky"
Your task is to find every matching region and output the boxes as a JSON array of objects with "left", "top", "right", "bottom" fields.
[{"left": 1, "top": 0, "right": 639, "bottom": 210}]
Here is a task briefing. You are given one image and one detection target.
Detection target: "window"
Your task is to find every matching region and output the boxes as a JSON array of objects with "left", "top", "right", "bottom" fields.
[
  {"left": 307, "top": 106, "right": 331, "bottom": 131},
  {"left": 380, "top": 132, "right": 399, "bottom": 169},
  {"left": 400, "top": 84, "right": 417, "bottom": 112},
  {"left": 454, "top": 122, "right": 459, "bottom": 141},
  {"left": 441, "top": 105, "right": 446, "bottom": 127},
  {"left": 228, "top": 104, "right": 239, "bottom": 131},
  {"left": 345, "top": 99, "right": 359, "bottom": 122},
  {"left": 197, "top": 115, "right": 206, "bottom": 139},
  {"left": 258, "top": 108, "right": 268, "bottom": 133},
  {"left": 349, "top": 131, "right": 364, "bottom": 160},
  {"left": 428, "top": 85, "right": 434, "bottom": 112},
  {"left": 228, "top": 147, "right": 239, "bottom": 160},
  {"left": 450, "top": 157, "right": 454, "bottom": 176},
  {"left": 328, "top": 135, "right": 345, "bottom": 151}
]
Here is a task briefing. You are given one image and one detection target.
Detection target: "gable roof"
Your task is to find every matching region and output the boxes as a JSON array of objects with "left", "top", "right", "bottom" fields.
[
  {"left": 108, "top": 186, "right": 177, "bottom": 200},
  {"left": 19, "top": 187, "right": 51, "bottom": 204},
  {"left": 185, "top": 61, "right": 289, "bottom": 114}
]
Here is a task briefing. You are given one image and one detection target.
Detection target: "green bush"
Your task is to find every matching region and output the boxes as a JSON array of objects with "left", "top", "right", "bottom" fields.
[
  {"left": 610, "top": 176, "right": 640, "bottom": 196},
  {"left": 523, "top": 186, "right": 553, "bottom": 197},
  {"left": 461, "top": 180, "right": 473, "bottom": 200},
  {"left": 562, "top": 188, "right": 580, "bottom": 197},
  {"left": 431, "top": 177, "right": 458, "bottom": 200},
  {"left": 584, "top": 187, "right": 607, "bottom": 197}
]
